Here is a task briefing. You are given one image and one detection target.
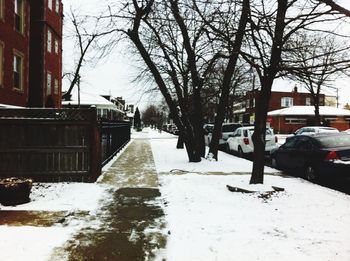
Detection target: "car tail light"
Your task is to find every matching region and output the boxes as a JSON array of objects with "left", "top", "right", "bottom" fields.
[
  {"left": 243, "top": 137, "right": 249, "bottom": 145},
  {"left": 324, "top": 151, "right": 340, "bottom": 161},
  {"left": 275, "top": 136, "right": 278, "bottom": 143}
]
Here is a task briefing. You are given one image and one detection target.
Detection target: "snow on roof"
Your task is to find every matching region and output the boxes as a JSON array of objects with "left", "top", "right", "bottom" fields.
[
  {"left": 0, "top": 103, "right": 24, "bottom": 108},
  {"left": 62, "top": 90, "right": 124, "bottom": 113},
  {"left": 268, "top": 106, "right": 350, "bottom": 116}
]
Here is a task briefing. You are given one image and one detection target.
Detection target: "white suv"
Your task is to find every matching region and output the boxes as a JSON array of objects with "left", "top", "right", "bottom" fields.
[
  {"left": 207, "top": 123, "right": 242, "bottom": 146},
  {"left": 226, "top": 126, "right": 278, "bottom": 157}
]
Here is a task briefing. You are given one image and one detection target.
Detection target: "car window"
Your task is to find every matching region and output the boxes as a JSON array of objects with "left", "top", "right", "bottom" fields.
[
  {"left": 295, "top": 137, "right": 313, "bottom": 150},
  {"left": 243, "top": 130, "right": 249, "bottom": 137},
  {"left": 317, "top": 135, "right": 350, "bottom": 148},
  {"left": 236, "top": 129, "right": 242, "bottom": 136},
  {"left": 222, "top": 124, "right": 241, "bottom": 132},
  {"left": 282, "top": 136, "right": 297, "bottom": 149}
]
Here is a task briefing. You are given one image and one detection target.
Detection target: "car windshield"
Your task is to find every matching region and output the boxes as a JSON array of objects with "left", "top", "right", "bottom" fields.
[
  {"left": 317, "top": 135, "right": 350, "bottom": 148},
  {"left": 247, "top": 128, "right": 273, "bottom": 136},
  {"left": 222, "top": 124, "right": 240, "bottom": 132}
]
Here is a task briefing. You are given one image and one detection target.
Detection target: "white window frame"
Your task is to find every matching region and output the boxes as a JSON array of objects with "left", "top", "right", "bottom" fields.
[
  {"left": 285, "top": 117, "right": 307, "bottom": 124},
  {"left": 47, "top": 72, "right": 52, "bottom": 95},
  {"left": 55, "top": 0, "right": 60, "bottom": 13},
  {"left": 305, "top": 97, "right": 311, "bottom": 106},
  {"left": 47, "top": 29, "right": 52, "bottom": 53},
  {"left": 48, "top": 0, "right": 52, "bottom": 10},
  {"left": 14, "top": 0, "right": 24, "bottom": 33},
  {"left": 54, "top": 79, "right": 59, "bottom": 94},
  {"left": 13, "top": 51, "right": 24, "bottom": 91},
  {"left": 281, "top": 97, "right": 293, "bottom": 107},
  {"left": 0, "top": 0, "right": 4, "bottom": 20},
  {"left": 54, "top": 39, "right": 59, "bottom": 54},
  {"left": 0, "top": 42, "right": 3, "bottom": 87}
]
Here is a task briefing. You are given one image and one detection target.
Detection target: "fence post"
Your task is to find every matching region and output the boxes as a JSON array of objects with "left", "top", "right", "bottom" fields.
[{"left": 90, "top": 106, "right": 102, "bottom": 181}]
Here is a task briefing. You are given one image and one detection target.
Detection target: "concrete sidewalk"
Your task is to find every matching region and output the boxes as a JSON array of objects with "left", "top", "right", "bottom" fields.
[{"left": 49, "top": 138, "right": 167, "bottom": 260}]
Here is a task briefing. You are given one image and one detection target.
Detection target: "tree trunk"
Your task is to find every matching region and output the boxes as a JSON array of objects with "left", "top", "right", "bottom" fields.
[
  {"left": 250, "top": 78, "right": 272, "bottom": 184},
  {"left": 208, "top": 0, "right": 250, "bottom": 160},
  {"left": 177, "top": 133, "right": 184, "bottom": 149}
]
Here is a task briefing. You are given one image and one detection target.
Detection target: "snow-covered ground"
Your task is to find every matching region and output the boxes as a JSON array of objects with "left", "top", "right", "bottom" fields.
[{"left": 0, "top": 128, "right": 349, "bottom": 261}]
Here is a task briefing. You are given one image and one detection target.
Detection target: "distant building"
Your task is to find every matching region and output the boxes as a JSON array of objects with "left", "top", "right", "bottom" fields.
[
  {"left": 232, "top": 86, "right": 326, "bottom": 124},
  {"left": 0, "top": 0, "right": 63, "bottom": 108},
  {"left": 62, "top": 90, "right": 126, "bottom": 120},
  {"left": 268, "top": 106, "right": 350, "bottom": 133}
]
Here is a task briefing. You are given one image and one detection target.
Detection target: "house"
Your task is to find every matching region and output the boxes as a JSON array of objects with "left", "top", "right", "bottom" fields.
[
  {"left": 268, "top": 106, "right": 350, "bottom": 133},
  {"left": 62, "top": 90, "right": 126, "bottom": 120},
  {"left": 0, "top": 0, "right": 63, "bottom": 108},
  {"left": 232, "top": 85, "right": 326, "bottom": 124}
]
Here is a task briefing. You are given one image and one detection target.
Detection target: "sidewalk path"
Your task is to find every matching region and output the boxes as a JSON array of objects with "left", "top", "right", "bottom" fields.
[{"left": 49, "top": 138, "right": 167, "bottom": 261}]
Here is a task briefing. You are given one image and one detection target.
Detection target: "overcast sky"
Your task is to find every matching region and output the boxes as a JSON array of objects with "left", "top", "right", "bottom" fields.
[{"left": 61, "top": 0, "right": 350, "bottom": 110}]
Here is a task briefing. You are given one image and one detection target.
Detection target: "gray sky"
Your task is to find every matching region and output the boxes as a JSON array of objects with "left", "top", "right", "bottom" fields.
[{"left": 62, "top": 0, "right": 350, "bottom": 110}]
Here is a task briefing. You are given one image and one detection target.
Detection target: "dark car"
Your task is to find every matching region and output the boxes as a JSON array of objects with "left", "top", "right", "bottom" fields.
[{"left": 270, "top": 133, "right": 350, "bottom": 182}]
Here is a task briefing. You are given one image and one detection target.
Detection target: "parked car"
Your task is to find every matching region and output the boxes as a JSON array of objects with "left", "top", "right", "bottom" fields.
[
  {"left": 207, "top": 122, "right": 242, "bottom": 146},
  {"left": 270, "top": 132, "right": 350, "bottom": 182},
  {"left": 226, "top": 126, "right": 278, "bottom": 157},
  {"left": 294, "top": 126, "right": 339, "bottom": 135}
]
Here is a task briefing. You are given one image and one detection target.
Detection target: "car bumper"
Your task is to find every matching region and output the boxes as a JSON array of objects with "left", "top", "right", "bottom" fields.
[{"left": 318, "top": 161, "right": 350, "bottom": 177}]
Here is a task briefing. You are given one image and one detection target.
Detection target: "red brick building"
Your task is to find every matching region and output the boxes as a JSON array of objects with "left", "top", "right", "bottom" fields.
[
  {"left": 0, "top": 0, "right": 31, "bottom": 107},
  {"left": 0, "top": 0, "right": 63, "bottom": 108},
  {"left": 232, "top": 86, "right": 325, "bottom": 125}
]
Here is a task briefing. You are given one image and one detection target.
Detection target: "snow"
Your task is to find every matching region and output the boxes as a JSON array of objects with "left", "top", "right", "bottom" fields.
[
  {"left": 268, "top": 105, "right": 350, "bottom": 116},
  {"left": 1, "top": 128, "right": 350, "bottom": 260}
]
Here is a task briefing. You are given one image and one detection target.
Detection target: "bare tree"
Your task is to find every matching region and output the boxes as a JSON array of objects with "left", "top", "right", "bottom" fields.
[
  {"left": 285, "top": 34, "right": 350, "bottom": 124},
  {"left": 241, "top": 0, "right": 348, "bottom": 184},
  {"left": 318, "top": 0, "right": 350, "bottom": 17},
  {"left": 62, "top": 9, "right": 118, "bottom": 101},
  {"left": 103, "top": 0, "right": 250, "bottom": 162}
]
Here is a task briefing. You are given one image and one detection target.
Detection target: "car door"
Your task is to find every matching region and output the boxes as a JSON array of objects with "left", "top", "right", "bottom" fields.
[
  {"left": 275, "top": 136, "right": 298, "bottom": 170},
  {"left": 231, "top": 128, "right": 242, "bottom": 152},
  {"left": 289, "top": 136, "right": 314, "bottom": 171}
]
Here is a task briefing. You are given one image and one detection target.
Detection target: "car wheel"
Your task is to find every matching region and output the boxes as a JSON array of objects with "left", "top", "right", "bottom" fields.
[
  {"left": 271, "top": 157, "right": 279, "bottom": 169},
  {"left": 305, "top": 165, "right": 318, "bottom": 182},
  {"left": 238, "top": 146, "right": 244, "bottom": 158}
]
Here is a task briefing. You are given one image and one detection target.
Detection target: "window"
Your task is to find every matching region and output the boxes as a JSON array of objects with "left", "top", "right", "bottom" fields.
[
  {"left": 54, "top": 79, "right": 58, "bottom": 94},
  {"left": 48, "top": 0, "right": 52, "bottom": 10},
  {"left": 281, "top": 97, "right": 293, "bottom": 107},
  {"left": 14, "top": 0, "right": 23, "bottom": 33},
  {"left": 13, "top": 52, "right": 23, "bottom": 91},
  {"left": 0, "top": 42, "right": 3, "bottom": 87},
  {"left": 305, "top": 97, "right": 311, "bottom": 106},
  {"left": 47, "top": 72, "right": 52, "bottom": 95},
  {"left": 47, "top": 30, "right": 52, "bottom": 53},
  {"left": 0, "top": 0, "right": 4, "bottom": 20},
  {"left": 55, "top": 0, "right": 60, "bottom": 13},
  {"left": 54, "top": 39, "right": 59, "bottom": 54}
]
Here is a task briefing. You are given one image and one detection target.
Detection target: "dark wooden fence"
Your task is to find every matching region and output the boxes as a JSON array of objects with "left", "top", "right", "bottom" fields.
[{"left": 0, "top": 108, "right": 130, "bottom": 182}]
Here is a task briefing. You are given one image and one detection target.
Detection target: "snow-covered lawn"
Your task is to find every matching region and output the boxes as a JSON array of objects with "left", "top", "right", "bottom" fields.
[
  {"left": 148, "top": 129, "right": 350, "bottom": 261},
  {"left": 0, "top": 128, "right": 349, "bottom": 261}
]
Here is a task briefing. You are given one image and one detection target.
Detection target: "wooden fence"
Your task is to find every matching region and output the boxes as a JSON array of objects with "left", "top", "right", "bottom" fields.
[{"left": 0, "top": 108, "right": 130, "bottom": 182}]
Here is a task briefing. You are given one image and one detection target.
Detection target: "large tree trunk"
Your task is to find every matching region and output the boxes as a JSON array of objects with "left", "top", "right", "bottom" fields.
[
  {"left": 250, "top": 77, "right": 272, "bottom": 184},
  {"left": 250, "top": 0, "right": 287, "bottom": 184}
]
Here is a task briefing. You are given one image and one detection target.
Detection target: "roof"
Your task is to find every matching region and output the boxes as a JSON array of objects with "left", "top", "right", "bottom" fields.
[
  {"left": 62, "top": 90, "right": 124, "bottom": 113},
  {"left": 268, "top": 106, "right": 350, "bottom": 116}
]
